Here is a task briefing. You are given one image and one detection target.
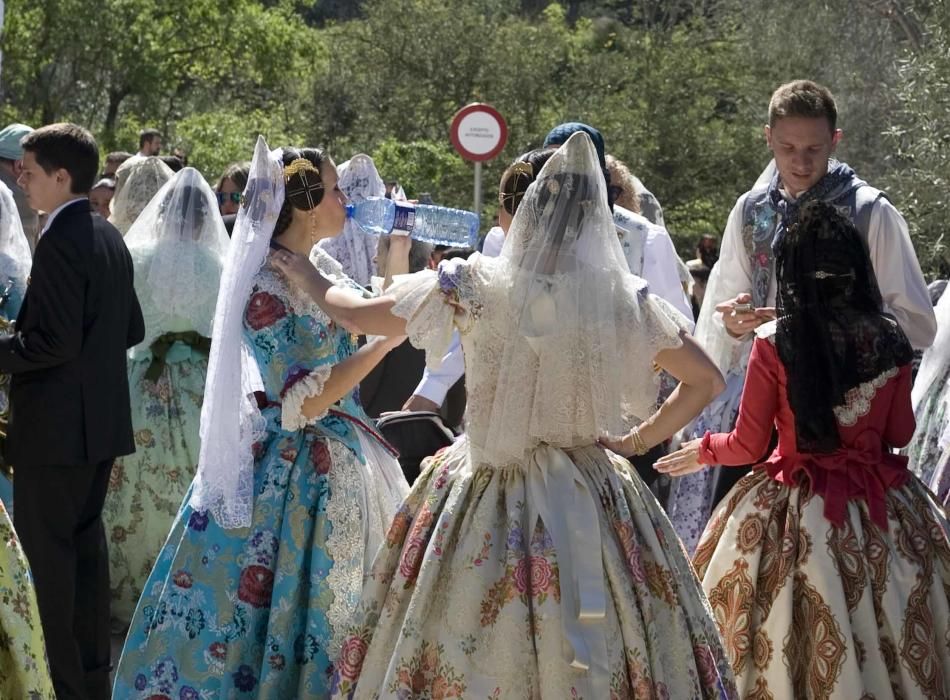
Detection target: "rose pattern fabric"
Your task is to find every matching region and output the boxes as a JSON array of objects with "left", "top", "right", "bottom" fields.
[
  {"left": 113, "top": 261, "right": 404, "bottom": 698},
  {"left": 104, "top": 352, "right": 207, "bottom": 627},
  {"left": 0, "top": 500, "right": 55, "bottom": 698},
  {"left": 330, "top": 443, "right": 737, "bottom": 699}
]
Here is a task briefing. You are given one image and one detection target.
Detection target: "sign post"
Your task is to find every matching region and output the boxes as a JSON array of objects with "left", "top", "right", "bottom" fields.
[{"left": 450, "top": 103, "right": 507, "bottom": 224}]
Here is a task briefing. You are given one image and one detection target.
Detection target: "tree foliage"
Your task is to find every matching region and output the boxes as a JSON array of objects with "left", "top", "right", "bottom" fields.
[{"left": 0, "top": 0, "right": 944, "bottom": 272}]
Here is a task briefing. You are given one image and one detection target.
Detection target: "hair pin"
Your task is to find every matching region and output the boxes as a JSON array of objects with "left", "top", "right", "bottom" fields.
[
  {"left": 812, "top": 270, "right": 854, "bottom": 280},
  {"left": 509, "top": 162, "right": 533, "bottom": 178}
]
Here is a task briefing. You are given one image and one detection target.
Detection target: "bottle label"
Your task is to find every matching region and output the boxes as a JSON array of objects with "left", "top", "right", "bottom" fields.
[{"left": 392, "top": 202, "right": 416, "bottom": 235}]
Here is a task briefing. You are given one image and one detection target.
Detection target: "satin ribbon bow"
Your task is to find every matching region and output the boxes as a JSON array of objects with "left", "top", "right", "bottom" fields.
[
  {"left": 770, "top": 429, "right": 907, "bottom": 529},
  {"left": 526, "top": 444, "right": 609, "bottom": 700},
  {"left": 146, "top": 331, "right": 211, "bottom": 382}
]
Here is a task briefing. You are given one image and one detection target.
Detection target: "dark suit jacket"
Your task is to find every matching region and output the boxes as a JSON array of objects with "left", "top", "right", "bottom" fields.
[{"left": 0, "top": 200, "right": 145, "bottom": 466}]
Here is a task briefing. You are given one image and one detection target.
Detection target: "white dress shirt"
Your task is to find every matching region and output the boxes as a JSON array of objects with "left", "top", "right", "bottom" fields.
[
  {"left": 709, "top": 193, "right": 936, "bottom": 349},
  {"left": 481, "top": 226, "right": 505, "bottom": 258}
]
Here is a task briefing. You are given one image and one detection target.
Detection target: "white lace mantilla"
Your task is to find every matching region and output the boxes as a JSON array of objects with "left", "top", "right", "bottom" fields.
[
  {"left": 388, "top": 254, "right": 689, "bottom": 467},
  {"left": 324, "top": 438, "right": 368, "bottom": 662},
  {"left": 833, "top": 366, "right": 899, "bottom": 426}
]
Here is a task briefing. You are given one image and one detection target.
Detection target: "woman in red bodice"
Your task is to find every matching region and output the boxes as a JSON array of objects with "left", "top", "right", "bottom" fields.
[{"left": 656, "top": 200, "right": 950, "bottom": 699}]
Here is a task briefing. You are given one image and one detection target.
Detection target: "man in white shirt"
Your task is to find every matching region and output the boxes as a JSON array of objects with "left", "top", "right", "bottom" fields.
[
  {"left": 136, "top": 128, "right": 162, "bottom": 157},
  {"left": 666, "top": 79, "right": 936, "bottom": 553}
]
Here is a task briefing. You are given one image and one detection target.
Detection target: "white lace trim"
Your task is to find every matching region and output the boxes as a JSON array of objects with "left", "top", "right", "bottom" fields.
[
  {"left": 254, "top": 263, "right": 329, "bottom": 321},
  {"left": 280, "top": 365, "right": 333, "bottom": 430},
  {"left": 324, "top": 438, "right": 367, "bottom": 662},
  {"left": 833, "top": 366, "right": 899, "bottom": 426}
]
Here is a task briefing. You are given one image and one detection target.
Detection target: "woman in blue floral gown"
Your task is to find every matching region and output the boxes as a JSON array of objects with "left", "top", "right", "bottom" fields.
[
  {"left": 113, "top": 139, "right": 409, "bottom": 699},
  {"left": 104, "top": 168, "right": 230, "bottom": 627}
]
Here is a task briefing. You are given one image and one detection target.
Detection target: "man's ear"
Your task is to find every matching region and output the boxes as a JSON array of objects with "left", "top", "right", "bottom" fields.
[{"left": 831, "top": 128, "right": 843, "bottom": 152}]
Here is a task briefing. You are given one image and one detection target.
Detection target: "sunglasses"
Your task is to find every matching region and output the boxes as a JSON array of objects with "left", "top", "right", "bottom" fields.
[{"left": 217, "top": 192, "right": 242, "bottom": 206}]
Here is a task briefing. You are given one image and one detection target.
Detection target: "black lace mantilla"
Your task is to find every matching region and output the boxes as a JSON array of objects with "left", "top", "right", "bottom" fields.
[{"left": 776, "top": 200, "right": 913, "bottom": 453}]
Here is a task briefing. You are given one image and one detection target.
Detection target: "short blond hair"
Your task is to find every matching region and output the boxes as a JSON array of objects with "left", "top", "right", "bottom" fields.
[
  {"left": 768, "top": 80, "right": 837, "bottom": 130},
  {"left": 605, "top": 155, "right": 641, "bottom": 214}
]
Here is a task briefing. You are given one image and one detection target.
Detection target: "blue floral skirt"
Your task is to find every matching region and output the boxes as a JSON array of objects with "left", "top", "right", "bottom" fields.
[{"left": 113, "top": 418, "right": 390, "bottom": 699}]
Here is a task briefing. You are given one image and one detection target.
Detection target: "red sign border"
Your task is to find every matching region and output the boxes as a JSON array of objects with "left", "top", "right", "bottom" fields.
[{"left": 450, "top": 103, "right": 508, "bottom": 162}]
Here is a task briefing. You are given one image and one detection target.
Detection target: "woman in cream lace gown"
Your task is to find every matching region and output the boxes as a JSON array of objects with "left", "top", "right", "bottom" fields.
[
  {"left": 103, "top": 168, "right": 229, "bottom": 626},
  {"left": 275, "top": 133, "right": 738, "bottom": 699}
]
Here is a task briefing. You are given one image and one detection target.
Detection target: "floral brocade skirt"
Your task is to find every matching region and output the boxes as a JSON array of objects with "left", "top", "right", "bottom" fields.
[
  {"left": 0, "top": 499, "right": 55, "bottom": 698},
  {"left": 104, "top": 351, "right": 207, "bottom": 627},
  {"left": 694, "top": 469, "right": 950, "bottom": 699},
  {"left": 113, "top": 414, "right": 406, "bottom": 700},
  {"left": 330, "top": 438, "right": 738, "bottom": 700}
]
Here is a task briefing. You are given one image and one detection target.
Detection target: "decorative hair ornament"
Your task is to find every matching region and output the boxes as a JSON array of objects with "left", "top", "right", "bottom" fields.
[
  {"left": 283, "top": 157, "right": 324, "bottom": 209},
  {"left": 509, "top": 161, "right": 533, "bottom": 179},
  {"left": 283, "top": 158, "right": 320, "bottom": 181},
  {"left": 812, "top": 270, "right": 854, "bottom": 280}
]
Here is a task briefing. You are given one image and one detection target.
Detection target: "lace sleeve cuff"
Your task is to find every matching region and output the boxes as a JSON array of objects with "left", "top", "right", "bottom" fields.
[
  {"left": 388, "top": 268, "right": 461, "bottom": 370},
  {"left": 281, "top": 364, "right": 334, "bottom": 430}
]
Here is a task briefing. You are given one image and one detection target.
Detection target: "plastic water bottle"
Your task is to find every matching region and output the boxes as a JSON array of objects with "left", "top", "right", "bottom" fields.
[{"left": 346, "top": 197, "right": 480, "bottom": 248}]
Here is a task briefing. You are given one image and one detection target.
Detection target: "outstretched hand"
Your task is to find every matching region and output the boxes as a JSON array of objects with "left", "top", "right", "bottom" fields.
[{"left": 653, "top": 438, "right": 705, "bottom": 477}]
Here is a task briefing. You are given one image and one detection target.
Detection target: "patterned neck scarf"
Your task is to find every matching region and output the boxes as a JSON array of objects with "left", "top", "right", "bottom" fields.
[{"left": 769, "top": 160, "right": 865, "bottom": 254}]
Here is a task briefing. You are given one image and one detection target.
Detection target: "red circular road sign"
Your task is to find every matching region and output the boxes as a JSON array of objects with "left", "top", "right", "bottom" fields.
[{"left": 450, "top": 103, "right": 508, "bottom": 162}]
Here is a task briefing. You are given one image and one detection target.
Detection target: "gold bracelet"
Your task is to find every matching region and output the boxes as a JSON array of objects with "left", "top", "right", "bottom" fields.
[{"left": 629, "top": 427, "right": 649, "bottom": 456}]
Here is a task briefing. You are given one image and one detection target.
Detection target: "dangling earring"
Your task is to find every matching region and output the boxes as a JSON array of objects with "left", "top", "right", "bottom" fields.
[{"left": 309, "top": 209, "right": 319, "bottom": 242}]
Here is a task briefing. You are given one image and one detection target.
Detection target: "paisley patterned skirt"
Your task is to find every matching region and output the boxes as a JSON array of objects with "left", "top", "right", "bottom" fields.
[
  {"left": 694, "top": 469, "right": 950, "bottom": 699},
  {"left": 113, "top": 414, "right": 406, "bottom": 700},
  {"left": 330, "top": 438, "right": 738, "bottom": 700},
  {"left": 104, "top": 350, "right": 207, "bottom": 627}
]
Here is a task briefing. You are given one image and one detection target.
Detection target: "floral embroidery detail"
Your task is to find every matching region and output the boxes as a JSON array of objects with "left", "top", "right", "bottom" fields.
[
  {"left": 480, "top": 519, "right": 559, "bottom": 627},
  {"left": 334, "top": 629, "right": 370, "bottom": 694},
  {"left": 386, "top": 507, "right": 412, "bottom": 548},
  {"left": 245, "top": 291, "right": 287, "bottom": 330},
  {"left": 388, "top": 641, "right": 466, "bottom": 698},
  {"left": 231, "top": 664, "right": 258, "bottom": 692},
  {"left": 187, "top": 510, "right": 209, "bottom": 531},
  {"left": 237, "top": 565, "right": 274, "bottom": 608}
]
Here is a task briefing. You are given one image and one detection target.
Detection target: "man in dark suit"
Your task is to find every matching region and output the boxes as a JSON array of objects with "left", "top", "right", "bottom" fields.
[{"left": 4, "top": 123, "right": 144, "bottom": 700}]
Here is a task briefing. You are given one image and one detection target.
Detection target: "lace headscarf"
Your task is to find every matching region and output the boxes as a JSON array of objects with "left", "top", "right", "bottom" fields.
[
  {"left": 191, "top": 137, "right": 284, "bottom": 528},
  {"left": 0, "top": 182, "right": 33, "bottom": 300},
  {"left": 316, "top": 153, "right": 383, "bottom": 286},
  {"left": 776, "top": 200, "right": 913, "bottom": 453},
  {"left": 109, "top": 156, "right": 174, "bottom": 234},
  {"left": 479, "top": 132, "right": 683, "bottom": 464},
  {"left": 123, "top": 167, "right": 230, "bottom": 346}
]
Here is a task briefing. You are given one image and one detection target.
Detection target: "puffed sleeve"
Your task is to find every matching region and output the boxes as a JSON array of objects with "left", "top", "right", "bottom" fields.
[{"left": 387, "top": 255, "right": 481, "bottom": 370}]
